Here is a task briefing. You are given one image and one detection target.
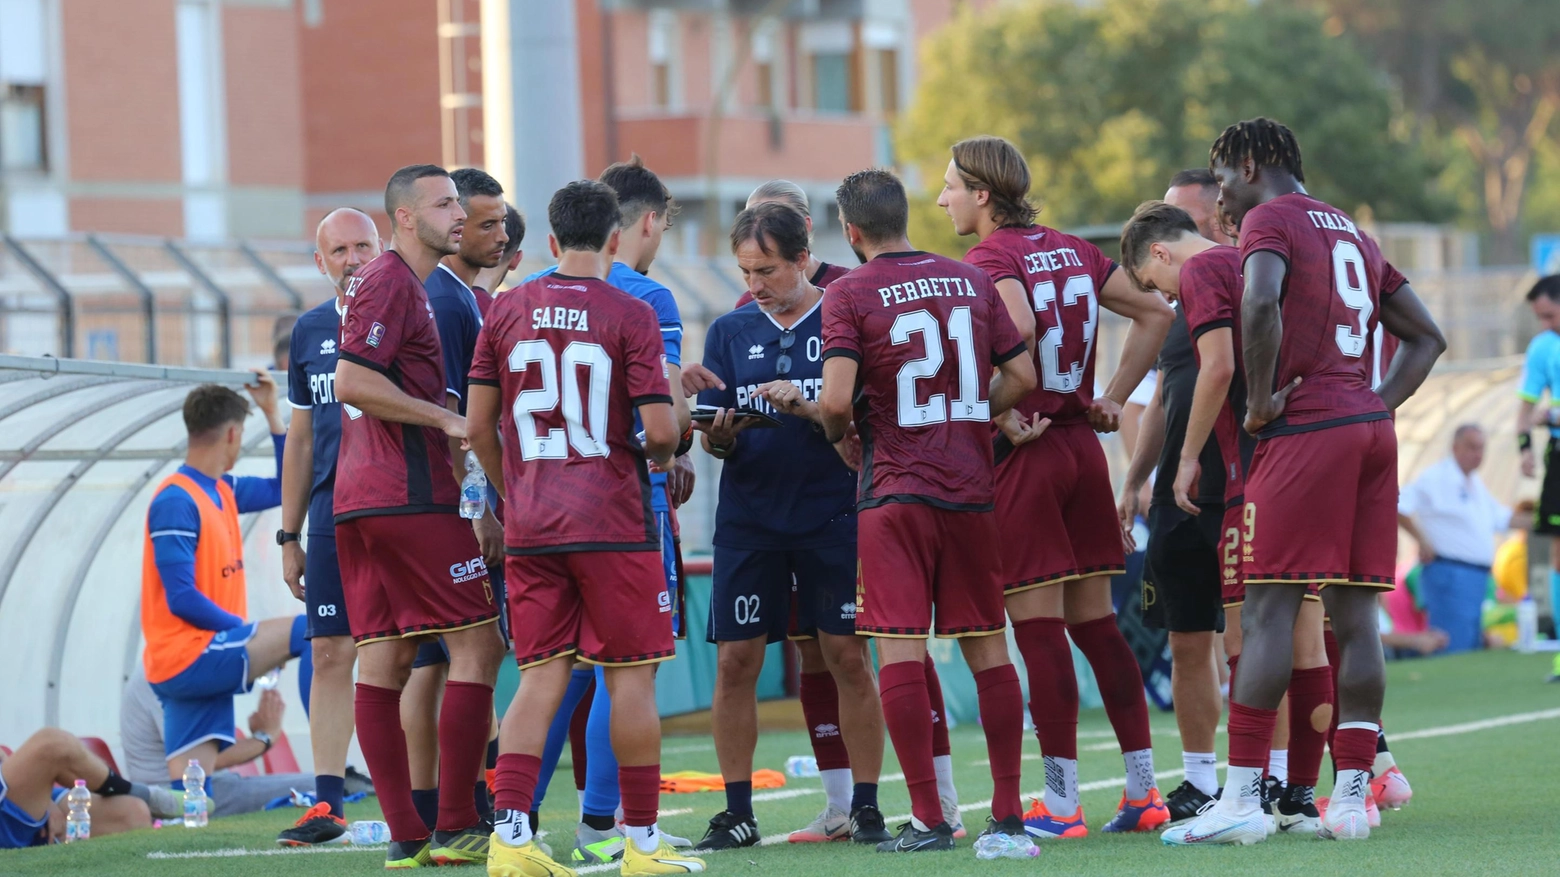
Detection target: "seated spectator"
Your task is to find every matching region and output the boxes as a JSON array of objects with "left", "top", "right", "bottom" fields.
[
  {"left": 0, "top": 729, "right": 172, "bottom": 848},
  {"left": 141, "top": 375, "right": 307, "bottom": 793},
  {"left": 121, "top": 667, "right": 315, "bottom": 818}
]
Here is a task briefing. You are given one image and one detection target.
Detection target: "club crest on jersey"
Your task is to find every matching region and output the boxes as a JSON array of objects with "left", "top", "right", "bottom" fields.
[
  {"left": 747, "top": 344, "right": 766, "bottom": 360},
  {"left": 320, "top": 338, "right": 336, "bottom": 355},
  {"left": 366, "top": 322, "right": 385, "bottom": 348}
]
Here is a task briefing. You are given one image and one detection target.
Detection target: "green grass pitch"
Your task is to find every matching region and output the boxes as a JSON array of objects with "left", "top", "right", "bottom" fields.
[{"left": 8, "top": 650, "right": 1558, "bottom": 876}]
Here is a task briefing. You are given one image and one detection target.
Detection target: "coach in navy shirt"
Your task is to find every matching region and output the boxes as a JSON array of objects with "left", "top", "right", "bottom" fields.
[
  {"left": 690, "top": 202, "right": 891, "bottom": 849},
  {"left": 277, "top": 207, "right": 381, "bottom": 843}
]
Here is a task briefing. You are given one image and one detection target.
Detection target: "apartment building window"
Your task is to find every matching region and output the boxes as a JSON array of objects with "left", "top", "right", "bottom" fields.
[
  {"left": 1, "top": 85, "right": 45, "bottom": 171},
  {"left": 877, "top": 49, "right": 899, "bottom": 114},
  {"left": 751, "top": 20, "right": 780, "bottom": 111},
  {"left": 812, "top": 53, "right": 851, "bottom": 113},
  {"left": 649, "top": 10, "right": 678, "bottom": 109},
  {"left": 1, "top": 0, "right": 48, "bottom": 171}
]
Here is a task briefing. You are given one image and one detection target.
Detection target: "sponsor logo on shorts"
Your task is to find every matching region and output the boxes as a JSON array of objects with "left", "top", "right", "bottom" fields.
[
  {"left": 812, "top": 723, "right": 840, "bottom": 739},
  {"left": 449, "top": 557, "right": 488, "bottom": 584},
  {"left": 366, "top": 322, "right": 385, "bottom": 348},
  {"left": 658, "top": 590, "right": 672, "bottom": 614},
  {"left": 840, "top": 601, "right": 856, "bottom": 621}
]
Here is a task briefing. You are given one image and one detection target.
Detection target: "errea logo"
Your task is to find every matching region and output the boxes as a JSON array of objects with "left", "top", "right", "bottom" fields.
[
  {"left": 449, "top": 557, "right": 488, "bottom": 584},
  {"left": 813, "top": 723, "right": 840, "bottom": 739},
  {"left": 747, "top": 344, "right": 766, "bottom": 360},
  {"left": 840, "top": 602, "right": 856, "bottom": 620},
  {"left": 320, "top": 338, "right": 336, "bottom": 355}
]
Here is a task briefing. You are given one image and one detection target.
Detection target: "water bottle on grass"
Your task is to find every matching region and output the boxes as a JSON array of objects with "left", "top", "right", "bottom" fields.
[
  {"left": 785, "top": 756, "right": 819, "bottom": 777},
  {"left": 351, "top": 820, "right": 391, "bottom": 844},
  {"left": 65, "top": 780, "right": 91, "bottom": 842},
  {"left": 182, "top": 760, "right": 208, "bottom": 828}
]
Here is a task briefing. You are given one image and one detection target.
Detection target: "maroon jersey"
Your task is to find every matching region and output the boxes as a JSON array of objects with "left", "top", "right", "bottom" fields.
[
  {"left": 472, "top": 286, "right": 494, "bottom": 321},
  {"left": 734, "top": 261, "right": 849, "bottom": 308},
  {"left": 964, "top": 225, "right": 1119, "bottom": 425},
  {"left": 1367, "top": 262, "right": 1407, "bottom": 390},
  {"left": 821, "top": 250, "right": 1026, "bottom": 510},
  {"left": 468, "top": 273, "right": 673, "bottom": 553},
  {"left": 1179, "top": 245, "right": 1254, "bottom": 502},
  {"left": 1238, "top": 193, "right": 1403, "bottom": 436},
  {"left": 334, "top": 251, "right": 460, "bottom": 521}
]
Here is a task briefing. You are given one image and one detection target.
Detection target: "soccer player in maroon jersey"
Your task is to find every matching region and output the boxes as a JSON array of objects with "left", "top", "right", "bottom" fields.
[
  {"left": 1166, "top": 118, "right": 1445, "bottom": 844},
  {"left": 332, "top": 164, "right": 506, "bottom": 868},
  {"left": 818, "top": 168, "right": 1037, "bottom": 854},
  {"left": 466, "top": 180, "right": 705, "bottom": 877},
  {"left": 1119, "top": 196, "right": 1336, "bottom": 834},
  {"left": 936, "top": 136, "right": 1175, "bottom": 837}
]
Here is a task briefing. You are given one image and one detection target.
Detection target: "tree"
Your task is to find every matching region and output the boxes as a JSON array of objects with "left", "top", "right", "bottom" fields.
[
  {"left": 897, "top": 0, "right": 1450, "bottom": 257},
  {"left": 1306, "top": 0, "right": 1560, "bottom": 260}
]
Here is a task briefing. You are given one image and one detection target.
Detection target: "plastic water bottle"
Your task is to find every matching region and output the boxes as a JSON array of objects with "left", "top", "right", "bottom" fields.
[
  {"left": 182, "top": 760, "right": 209, "bottom": 828},
  {"left": 350, "top": 820, "right": 391, "bottom": 844},
  {"left": 1517, "top": 597, "right": 1538, "bottom": 653},
  {"left": 65, "top": 779, "right": 91, "bottom": 842},
  {"left": 254, "top": 667, "right": 281, "bottom": 691},
  {"left": 785, "top": 756, "right": 819, "bottom": 777},
  {"left": 459, "top": 453, "right": 487, "bottom": 520},
  {"left": 974, "top": 831, "right": 1040, "bottom": 860}
]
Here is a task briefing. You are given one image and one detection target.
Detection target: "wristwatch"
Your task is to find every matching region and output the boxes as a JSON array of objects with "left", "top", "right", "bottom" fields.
[
  {"left": 276, "top": 530, "right": 300, "bottom": 546},
  {"left": 252, "top": 731, "right": 274, "bottom": 753}
]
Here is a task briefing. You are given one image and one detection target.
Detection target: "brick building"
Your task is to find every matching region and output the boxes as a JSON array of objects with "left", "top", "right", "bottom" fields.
[{"left": 0, "top": 0, "right": 987, "bottom": 253}]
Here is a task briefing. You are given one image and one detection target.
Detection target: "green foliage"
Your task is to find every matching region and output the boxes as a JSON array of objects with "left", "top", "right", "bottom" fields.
[{"left": 897, "top": 0, "right": 1451, "bottom": 256}]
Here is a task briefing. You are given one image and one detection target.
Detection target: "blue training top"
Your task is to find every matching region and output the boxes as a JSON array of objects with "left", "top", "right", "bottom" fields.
[
  {"left": 525, "top": 261, "right": 684, "bottom": 512},
  {"left": 146, "top": 439, "right": 284, "bottom": 631},
  {"left": 425, "top": 264, "right": 484, "bottom": 414},
  {"left": 1520, "top": 330, "right": 1560, "bottom": 406},
  {"left": 287, "top": 299, "right": 343, "bottom": 534},
  {"left": 697, "top": 298, "right": 856, "bottom": 549}
]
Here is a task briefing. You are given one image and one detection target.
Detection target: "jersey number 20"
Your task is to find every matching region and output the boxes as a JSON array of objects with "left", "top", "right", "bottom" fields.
[
  {"left": 891, "top": 306, "right": 989, "bottom": 427},
  {"left": 508, "top": 339, "right": 612, "bottom": 460}
]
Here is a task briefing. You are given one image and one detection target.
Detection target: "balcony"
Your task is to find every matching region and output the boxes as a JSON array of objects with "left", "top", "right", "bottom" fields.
[{"left": 614, "top": 109, "right": 881, "bottom": 185}]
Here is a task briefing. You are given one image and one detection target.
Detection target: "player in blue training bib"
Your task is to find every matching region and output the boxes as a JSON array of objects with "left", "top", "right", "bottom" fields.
[{"left": 689, "top": 202, "right": 892, "bottom": 850}]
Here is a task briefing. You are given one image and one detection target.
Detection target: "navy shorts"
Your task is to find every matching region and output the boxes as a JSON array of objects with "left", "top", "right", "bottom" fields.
[
  {"left": 709, "top": 543, "right": 857, "bottom": 644},
  {"left": 305, "top": 529, "right": 351, "bottom": 639},
  {"left": 151, "top": 622, "right": 257, "bottom": 758}
]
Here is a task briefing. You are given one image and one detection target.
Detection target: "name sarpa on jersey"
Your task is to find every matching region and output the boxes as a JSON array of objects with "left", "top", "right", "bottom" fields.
[{"left": 531, "top": 305, "right": 591, "bottom": 332}]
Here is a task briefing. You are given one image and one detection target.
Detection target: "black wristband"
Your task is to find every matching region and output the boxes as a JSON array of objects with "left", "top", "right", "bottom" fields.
[
  {"left": 1520, "top": 432, "right": 1533, "bottom": 452},
  {"left": 675, "top": 426, "right": 694, "bottom": 458}
]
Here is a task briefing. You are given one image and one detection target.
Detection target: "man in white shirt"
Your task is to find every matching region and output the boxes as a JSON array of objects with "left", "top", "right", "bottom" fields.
[{"left": 1398, "top": 424, "right": 1529, "bottom": 652}]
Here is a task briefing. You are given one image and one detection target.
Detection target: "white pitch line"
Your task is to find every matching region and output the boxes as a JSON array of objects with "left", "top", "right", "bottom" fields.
[{"left": 147, "top": 707, "right": 1560, "bottom": 862}]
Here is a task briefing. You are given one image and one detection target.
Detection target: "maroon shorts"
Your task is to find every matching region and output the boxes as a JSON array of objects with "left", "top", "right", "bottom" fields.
[
  {"left": 855, "top": 502, "right": 1005, "bottom": 638},
  {"left": 506, "top": 549, "right": 676, "bottom": 669},
  {"left": 1242, "top": 419, "right": 1398, "bottom": 591},
  {"left": 994, "top": 422, "right": 1126, "bottom": 591},
  {"left": 1224, "top": 503, "right": 1322, "bottom": 608},
  {"left": 336, "top": 513, "right": 499, "bottom": 645}
]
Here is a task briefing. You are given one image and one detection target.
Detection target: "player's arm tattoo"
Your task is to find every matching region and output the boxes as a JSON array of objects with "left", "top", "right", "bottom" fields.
[{"left": 1375, "top": 282, "right": 1446, "bottom": 412}]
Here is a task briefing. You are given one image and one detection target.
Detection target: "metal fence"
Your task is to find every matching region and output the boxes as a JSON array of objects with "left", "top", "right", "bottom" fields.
[{"left": 0, "top": 232, "right": 1545, "bottom": 553}]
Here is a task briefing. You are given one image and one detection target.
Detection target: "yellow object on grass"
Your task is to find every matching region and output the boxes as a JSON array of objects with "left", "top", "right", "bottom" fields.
[
  {"left": 1493, "top": 533, "right": 1528, "bottom": 601},
  {"left": 660, "top": 769, "right": 787, "bottom": 794}
]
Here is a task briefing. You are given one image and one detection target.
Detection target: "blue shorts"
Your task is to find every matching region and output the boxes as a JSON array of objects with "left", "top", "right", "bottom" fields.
[
  {"left": 151, "top": 622, "right": 256, "bottom": 758},
  {"left": 0, "top": 775, "right": 57, "bottom": 849},
  {"left": 659, "top": 512, "right": 685, "bottom": 640},
  {"left": 709, "top": 543, "right": 857, "bottom": 644},
  {"left": 305, "top": 529, "right": 351, "bottom": 639}
]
